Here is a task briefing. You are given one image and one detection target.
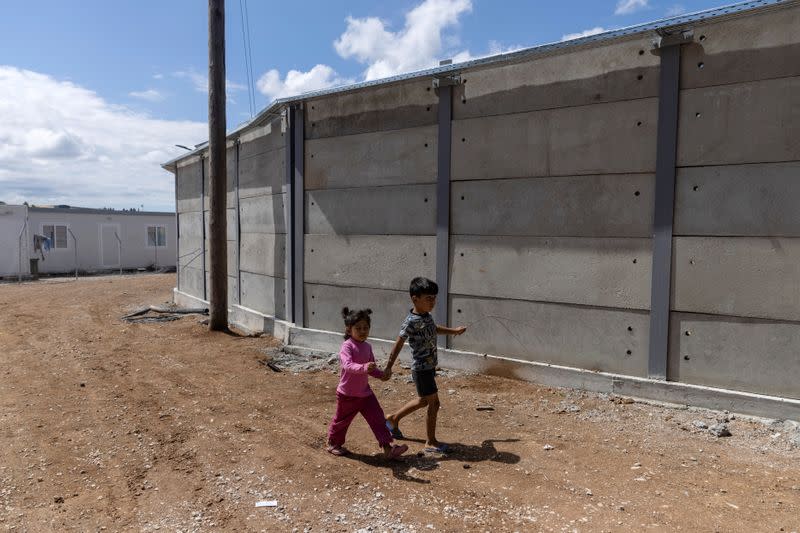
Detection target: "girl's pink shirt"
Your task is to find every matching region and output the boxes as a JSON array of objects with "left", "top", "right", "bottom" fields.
[{"left": 337, "top": 338, "right": 384, "bottom": 397}]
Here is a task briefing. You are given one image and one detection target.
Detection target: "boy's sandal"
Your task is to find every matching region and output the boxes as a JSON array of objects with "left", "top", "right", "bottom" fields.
[
  {"left": 385, "top": 420, "right": 405, "bottom": 439},
  {"left": 388, "top": 444, "right": 409, "bottom": 458},
  {"left": 423, "top": 443, "right": 449, "bottom": 454},
  {"left": 326, "top": 445, "right": 350, "bottom": 456}
]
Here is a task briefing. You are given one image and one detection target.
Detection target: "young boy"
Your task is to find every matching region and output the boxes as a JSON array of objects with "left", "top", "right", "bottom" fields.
[{"left": 383, "top": 277, "right": 466, "bottom": 453}]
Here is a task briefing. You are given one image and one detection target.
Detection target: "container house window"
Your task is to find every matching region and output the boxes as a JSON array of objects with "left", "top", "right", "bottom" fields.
[
  {"left": 147, "top": 225, "right": 167, "bottom": 247},
  {"left": 42, "top": 224, "right": 68, "bottom": 248}
]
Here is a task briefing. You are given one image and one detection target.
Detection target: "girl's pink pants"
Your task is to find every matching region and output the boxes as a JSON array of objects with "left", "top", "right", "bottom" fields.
[{"left": 327, "top": 392, "right": 392, "bottom": 447}]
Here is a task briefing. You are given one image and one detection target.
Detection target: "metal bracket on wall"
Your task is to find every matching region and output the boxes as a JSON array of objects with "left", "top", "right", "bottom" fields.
[
  {"left": 652, "top": 29, "right": 695, "bottom": 49},
  {"left": 432, "top": 74, "right": 462, "bottom": 93}
]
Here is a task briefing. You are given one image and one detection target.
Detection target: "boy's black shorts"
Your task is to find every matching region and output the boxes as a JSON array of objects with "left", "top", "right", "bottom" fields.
[{"left": 411, "top": 369, "right": 438, "bottom": 397}]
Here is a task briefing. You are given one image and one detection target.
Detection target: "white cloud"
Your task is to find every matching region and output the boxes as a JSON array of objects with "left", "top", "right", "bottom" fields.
[
  {"left": 129, "top": 89, "right": 165, "bottom": 102},
  {"left": 256, "top": 64, "right": 354, "bottom": 101},
  {"left": 561, "top": 27, "right": 607, "bottom": 41},
  {"left": 335, "top": 0, "right": 473, "bottom": 80},
  {"left": 615, "top": 0, "right": 649, "bottom": 15},
  {"left": 0, "top": 66, "right": 206, "bottom": 210},
  {"left": 255, "top": 0, "right": 476, "bottom": 101},
  {"left": 173, "top": 69, "right": 246, "bottom": 97},
  {"left": 152, "top": 73, "right": 164, "bottom": 80},
  {"left": 665, "top": 4, "right": 686, "bottom": 16}
]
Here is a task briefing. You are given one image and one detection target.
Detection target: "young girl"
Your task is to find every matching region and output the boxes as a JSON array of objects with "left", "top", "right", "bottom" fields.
[{"left": 326, "top": 307, "right": 408, "bottom": 459}]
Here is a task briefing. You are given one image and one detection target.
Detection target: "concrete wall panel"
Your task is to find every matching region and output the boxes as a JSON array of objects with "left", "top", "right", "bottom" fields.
[
  {"left": 304, "top": 234, "right": 435, "bottom": 291},
  {"left": 180, "top": 266, "right": 205, "bottom": 300},
  {"left": 305, "top": 79, "right": 437, "bottom": 139},
  {"left": 240, "top": 271, "right": 286, "bottom": 319},
  {"left": 450, "top": 236, "right": 652, "bottom": 310},
  {"left": 306, "top": 185, "right": 436, "bottom": 235},
  {"left": 202, "top": 241, "right": 237, "bottom": 276},
  {"left": 669, "top": 312, "right": 800, "bottom": 399},
  {"left": 240, "top": 233, "right": 286, "bottom": 277},
  {"left": 202, "top": 146, "right": 238, "bottom": 210},
  {"left": 452, "top": 174, "right": 654, "bottom": 237},
  {"left": 305, "top": 126, "right": 437, "bottom": 190},
  {"left": 451, "top": 295, "right": 649, "bottom": 376},
  {"left": 678, "top": 76, "right": 800, "bottom": 166},
  {"left": 239, "top": 194, "right": 286, "bottom": 234},
  {"left": 238, "top": 147, "right": 286, "bottom": 199},
  {"left": 681, "top": 4, "right": 800, "bottom": 89},
  {"left": 304, "top": 283, "right": 411, "bottom": 341},
  {"left": 176, "top": 161, "right": 202, "bottom": 213},
  {"left": 675, "top": 162, "right": 800, "bottom": 236},
  {"left": 238, "top": 119, "right": 285, "bottom": 159},
  {"left": 452, "top": 98, "right": 658, "bottom": 180},
  {"left": 673, "top": 237, "right": 800, "bottom": 321},
  {"left": 454, "top": 37, "right": 659, "bottom": 120}
]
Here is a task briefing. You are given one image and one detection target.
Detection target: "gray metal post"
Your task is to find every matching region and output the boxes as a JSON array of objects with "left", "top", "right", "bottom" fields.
[
  {"left": 434, "top": 78, "right": 454, "bottom": 348},
  {"left": 174, "top": 169, "right": 181, "bottom": 290},
  {"left": 284, "top": 109, "right": 294, "bottom": 323},
  {"left": 647, "top": 31, "right": 692, "bottom": 380},
  {"left": 200, "top": 156, "right": 207, "bottom": 300},
  {"left": 235, "top": 139, "right": 242, "bottom": 305},
  {"left": 292, "top": 106, "right": 306, "bottom": 327}
]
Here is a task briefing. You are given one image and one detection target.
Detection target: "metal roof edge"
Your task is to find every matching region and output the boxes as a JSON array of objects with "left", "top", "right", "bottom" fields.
[
  {"left": 28, "top": 206, "right": 175, "bottom": 216},
  {"left": 162, "top": 0, "right": 793, "bottom": 169}
]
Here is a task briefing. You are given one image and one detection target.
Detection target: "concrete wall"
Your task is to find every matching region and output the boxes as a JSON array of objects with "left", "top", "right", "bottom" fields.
[
  {"left": 303, "top": 78, "right": 438, "bottom": 340},
  {"left": 175, "top": 118, "right": 288, "bottom": 317},
  {"left": 0, "top": 205, "right": 30, "bottom": 277},
  {"left": 25, "top": 209, "right": 175, "bottom": 274},
  {"left": 667, "top": 4, "right": 800, "bottom": 399},
  {"left": 170, "top": 2, "right": 800, "bottom": 407}
]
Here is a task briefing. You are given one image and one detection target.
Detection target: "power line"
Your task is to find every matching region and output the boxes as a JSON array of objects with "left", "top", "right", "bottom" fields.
[{"left": 238, "top": 0, "right": 256, "bottom": 117}]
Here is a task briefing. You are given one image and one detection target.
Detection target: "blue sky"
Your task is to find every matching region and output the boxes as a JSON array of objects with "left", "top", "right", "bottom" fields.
[{"left": 0, "top": 0, "right": 729, "bottom": 210}]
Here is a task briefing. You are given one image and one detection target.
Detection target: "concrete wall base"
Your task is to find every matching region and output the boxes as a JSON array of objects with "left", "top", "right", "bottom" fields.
[
  {"left": 285, "top": 323, "right": 800, "bottom": 423},
  {"left": 173, "top": 287, "right": 800, "bottom": 422}
]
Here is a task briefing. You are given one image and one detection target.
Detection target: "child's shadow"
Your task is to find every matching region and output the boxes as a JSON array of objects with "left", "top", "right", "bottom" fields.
[{"left": 341, "top": 438, "right": 520, "bottom": 483}]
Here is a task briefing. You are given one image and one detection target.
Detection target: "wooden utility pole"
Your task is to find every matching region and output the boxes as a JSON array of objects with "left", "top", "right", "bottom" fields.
[{"left": 208, "top": 0, "right": 228, "bottom": 330}]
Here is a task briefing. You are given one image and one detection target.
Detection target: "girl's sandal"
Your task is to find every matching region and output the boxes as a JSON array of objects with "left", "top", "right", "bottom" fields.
[
  {"left": 387, "top": 444, "right": 408, "bottom": 459},
  {"left": 326, "top": 445, "right": 350, "bottom": 456}
]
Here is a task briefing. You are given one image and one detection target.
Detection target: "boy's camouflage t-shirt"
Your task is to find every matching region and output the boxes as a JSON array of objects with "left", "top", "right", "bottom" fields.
[{"left": 399, "top": 311, "right": 437, "bottom": 371}]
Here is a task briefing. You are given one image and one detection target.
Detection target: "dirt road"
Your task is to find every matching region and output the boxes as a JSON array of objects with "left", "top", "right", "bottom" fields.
[{"left": 0, "top": 274, "right": 798, "bottom": 532}]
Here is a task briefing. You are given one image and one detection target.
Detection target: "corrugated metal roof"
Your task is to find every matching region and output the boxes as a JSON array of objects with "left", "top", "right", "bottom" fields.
[{"left": 162, "top": 0, "right": 793, "bottom": 170}]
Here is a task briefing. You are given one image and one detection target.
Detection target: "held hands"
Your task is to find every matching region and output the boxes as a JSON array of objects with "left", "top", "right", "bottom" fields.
[
  {"left": 380, "top": 366, "right": 393, "bottom": 381},
  {"left": 452, "top": 325, "right": 467, "bottom": 336},
  {"left": 366, "top": 362, "right": 377, "bottom": 373}
]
